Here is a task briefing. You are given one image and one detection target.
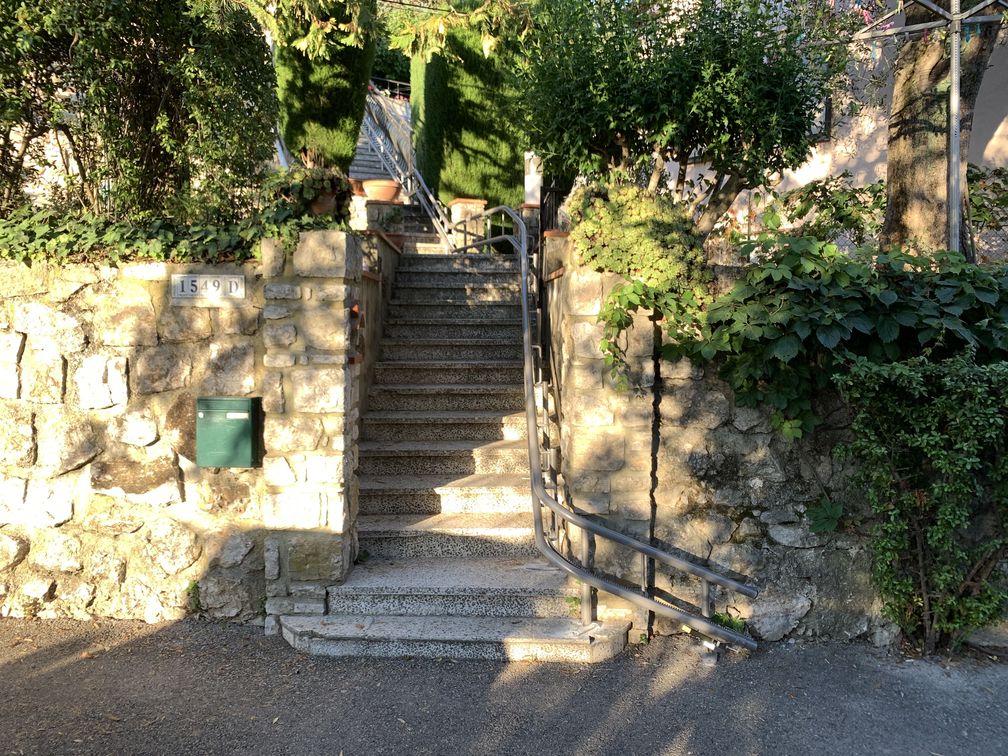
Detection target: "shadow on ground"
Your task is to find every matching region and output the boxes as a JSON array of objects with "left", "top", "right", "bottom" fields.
[{"left": 1, "top": 618, "right": 1006, "bottom": 756}]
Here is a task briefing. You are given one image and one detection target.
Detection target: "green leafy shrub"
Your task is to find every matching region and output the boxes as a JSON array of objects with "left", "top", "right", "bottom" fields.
[
  {"left": 836, "top": 353, "right": 1008, "bottom": 654},
  {"left": 0, "top": 167, "right": 350, "bottom": 265},
  {"left": 566, "top": 182, "right": 709, "bottom": 378},
  {"left": 409, "top": 6, "right": 523, "bottom": 208},
  {"left": 663, "top": 236, "right": 1008, "bottom": 438}
]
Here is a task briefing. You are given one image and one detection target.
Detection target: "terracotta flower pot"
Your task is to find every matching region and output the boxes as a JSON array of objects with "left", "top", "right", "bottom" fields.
[
  {"left": 349, "top": 178, "right": 366, "bottom": 197},
  {"left": 362, "top": 179, "right": 400, "bottom": 202}
]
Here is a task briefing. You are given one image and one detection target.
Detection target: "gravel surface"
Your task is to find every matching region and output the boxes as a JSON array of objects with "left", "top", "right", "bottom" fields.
[{"left": 1, "top": 617, "right": 1006, "bottom": 756}]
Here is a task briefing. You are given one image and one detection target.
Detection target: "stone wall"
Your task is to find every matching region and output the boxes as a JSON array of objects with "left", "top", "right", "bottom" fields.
[
  {"left": 0, "top": 230, "right": 386, "bottom": 629},
  {"left": 544, "top": 235, "right": 896, "bottom": 645}
]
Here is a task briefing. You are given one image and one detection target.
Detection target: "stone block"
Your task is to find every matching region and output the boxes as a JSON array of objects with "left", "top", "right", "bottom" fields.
[
  {"left": 214, "top": 532, "right": 255, "bottom": 569},
  {"left": 567, "top": 431, "right": 625, "bottom": 472},
  {"left": 263, "top": 304, "right": 292, "bottom": 320},
  {"left": 0, "top": 331, "right": 25, "bottom": 365},
  {"left": 294, "top": 231, "right": 361, "bottom": 279},
  {"left": 302, "top": 454, "right": 344, "bottom": 485},
  {"left": 81, "top": 494, "right": 145, "bottom": 535},
  {"left": 11, "top": 302, "right": 85, "bottom": 353},
  {"left": 0, "top": 531, "right": 28, "bottom": 571},
  {"left": 158, "top": 307, "right": 213, "bottom": 343},
  {"left": 260, "top": 238, "right": 286, "bottom": 278},
  {"left": 198, "top": 575, "right": 245, "bottom": 619},
  {"left": 111, "top": 409, "right": 158, "bottom": 447},
  {"left": 263, "top": 455, "right": 297, "bottom": 486},
  {"left": 264, "top": 416, "right": 323, "bottom": 454},
  {"left": 21, "top": 577, "right": 55, "bottom": 602},
  {"left": 264, "top": 353, "right": 296, "bottom": 368},
  {"left": 21, "top": 347, "right": 65, "bottom": 404},
  {"left": 264, "top": 596, "right": 326, "bottom": 615},
  {"left": 264, "top": 283, "right": 301, "bottom": 300},
  {"left": 264, "top": 323, "right": 297, "bottom": 348},
  {"left": 733, "top": 406, "right": 770, "bottom": 433},
  {"left": 87, "top": 548, "right": 127, "bottom": 585},
  {"left": 568, "top": 471, "right": 610, "bottom": 495},
  {"left": 91, "top": 452, "right": 181, "bottom": 507},
  {"left": 132, "top": 346, "right": 193, "bottom": 394},
  {"left": 74, "top": 355, "right": 128, "bottom": 409},
  {"left": 19, "top": 476, "right": 79, "bottom": 527},
  {"left": 565, "top": 391, "right": 614, "bottom": 427},
  {"left": 571, "top": 321, "right": 605, "bottom": 359},
  {"left": 264, "top": 537, "right": 280, "bottom": 580},
  {"left": 289, "top": 367, "right": 346, "bottom": 413},
  {"left": 163, "top": 391, "right": 197, "bottom": 460},
  {"left": 664, "top": 358, "right": 704, "bottom": 382},
  {"left": 201, "top": 342, "right": 255, "bottom": 395},
  {"left": 119, "top": 262, "right": 168, "bottom": 281},
  {"left": 35, "top": 410, "right": 98, "bottom": 475},
  {"left": 262, "top": 490, "right": 327, "bottom": 530},
  {"left": 314, "top": 284, "right": 349, "bottom": 303},
  {"left": 661, "top": 382, "right": 730, "bottom": 429},
  {"left": 145, "top": 517, "right": 201, "bottom": 575},
  {"left": 87, "top": 280, "right": 157, "bottom": 346},
  {"left": 211, "top": 306, "right": 260, "bottom": 336},
  {"left": 262, "top": 372, "right": 284, "bottom": 414},
  {"left": 0, "top": 405, "right": 34, "bottom": 466},
  {"left": 563, "top": 269, "right": 603, "bottom": 317},
  {"left": 570, "top": 493, "right": 610, "bottom": 514},
  {"left": 285, "top": 534, "right": 345, "bottom": 582},
  {"left": 31, "top": 531, "right": 83, "bottom": 573},
  {"left": 745, "top": 591, "right": 812, "bottom": 642},
  {"left": 299, "top": 307, "right": 348, "bottom": 351},
  {"left": 0, "top": 362, "right": 18, "bottom": 400},
  {"left": 610, "top": 493, "right": 652, "bottom": 520}
]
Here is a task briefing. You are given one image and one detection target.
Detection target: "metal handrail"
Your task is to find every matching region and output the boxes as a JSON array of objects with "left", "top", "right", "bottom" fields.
[
  {"left": 361, "top": 90, "right": 454, "bottom": 251},
  {"left": 450, "top": 206, "right": 760, "bottom": 651}
]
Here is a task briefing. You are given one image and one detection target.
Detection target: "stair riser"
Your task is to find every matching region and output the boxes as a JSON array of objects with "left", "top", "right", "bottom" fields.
[
  {"left": 395, "top": 271, "right": 520, "bottom": 286},
  {"left": 358, "top": 450, "right": 528, "bottom": 476},
  {"left": 393, "top": 286, "right": 520, "bottom": 303},
  {"left": 384, "top": 322, "right": 522, "bottom": 340},
  {"left": 362, "top": 419, "right": 527, "bottom": 442},
  {"left": 359, "top": 532, "right": 538, "bottom": 559},
  {"left": 283, "top": 632, "right": 611, "bottom": 663},
  {"left": 366, "top": 391, "right": 524, "bottom": 412},
  {"left": 326, "top": 592, "right": 571, "bottom": 619},
  {"left": 396, "top": 258, "right": 519, "bottom": 273},
  {"left": 373, "top": 365, "right": 524, "bottom": 385},
  {"left": 388, "top": 303, "right": 521, "bottom": 320},
  {"left": 358, "top": 489, "right": 531, "bottom": 515},
  {"left": 380, "top": 343, "right": 522, "bottom": 361}
]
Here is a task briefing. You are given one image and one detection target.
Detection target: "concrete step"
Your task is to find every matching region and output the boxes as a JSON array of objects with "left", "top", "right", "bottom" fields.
[
  {"left": 384, "top": 318, "right": 522, "bottom": 341},
  {"left": 396, "top": 254, "right": 519, "bottom": 273},
  {"left": 280, "top": 614, "right": 630, "bottom": 662},
  {"left": 358, "top": 439, "right": 527, "bottom": 475},
  {"left": 395, "top": 270, "right": 521, "bottom": 287},
  {"left": 327, "top": 557, "right": 574, "bottom": 617},
  {"left": 366, "top": 384, "right": 525, "bottom": 412},
  {"left": 358, "top": 473, "right": 531, "bottom": 514},
  {"left": 392, "top": 283, "right": 521, "bottom": 303},
  {"left": 361, "top": 410, "right": 528, "bottom": 442},
  {"left": 388, "top": 301, "right": 521, "bottom": 321},
  {"left": 357, "top": 512, "right": 537, "bottom": 559},
  {"left": 379, "top": 338, "right": 522, "bottom": 361},
  {"left": 372, "top": 360, "right": 524, "bottom": 386}
]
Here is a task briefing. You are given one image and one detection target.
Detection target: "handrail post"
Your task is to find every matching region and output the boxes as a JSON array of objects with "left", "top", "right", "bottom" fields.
[{"left": 580, "top": 527, "right": 594, "bottom": 625}]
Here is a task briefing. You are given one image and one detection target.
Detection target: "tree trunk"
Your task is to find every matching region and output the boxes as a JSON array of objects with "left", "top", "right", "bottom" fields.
[{"left": 880, "top": 5, "right": 1001, "bottom": 253}]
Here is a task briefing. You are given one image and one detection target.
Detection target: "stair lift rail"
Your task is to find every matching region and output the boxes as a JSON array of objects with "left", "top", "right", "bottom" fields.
[
  {"left": 450, "top": 207, "right": 760, "bottom": 652},
  {"left": 361, "top": 90, "right": 455, "bottom": 251}
]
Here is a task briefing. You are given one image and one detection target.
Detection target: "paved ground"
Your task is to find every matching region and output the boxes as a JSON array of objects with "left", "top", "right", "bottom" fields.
[{"left": 1, "top": 618, "right": 1006, "bottom": 756}]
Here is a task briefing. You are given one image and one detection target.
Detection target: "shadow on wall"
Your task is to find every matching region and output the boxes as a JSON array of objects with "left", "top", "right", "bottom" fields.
[{"left": 541, "top": 237, "right": 894, "bottom": 646}]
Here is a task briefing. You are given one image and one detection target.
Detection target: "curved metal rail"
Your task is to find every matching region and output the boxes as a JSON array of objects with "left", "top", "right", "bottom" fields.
[{"left": 451, "top": 206, "right": 760, "bottom": 651}]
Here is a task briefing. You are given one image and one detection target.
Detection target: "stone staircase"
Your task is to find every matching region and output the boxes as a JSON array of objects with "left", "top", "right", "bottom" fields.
[{"left": 279, "top": 252, "right": 631, "bottom": 662}]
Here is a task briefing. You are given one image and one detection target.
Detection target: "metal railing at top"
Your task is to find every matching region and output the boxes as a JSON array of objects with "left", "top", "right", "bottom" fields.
[
  {"left": 450, "top": 207, "right": 760, "bottom": 651},
  {"left": 361, "top": 89, "right": 454, "bottom": 251}
]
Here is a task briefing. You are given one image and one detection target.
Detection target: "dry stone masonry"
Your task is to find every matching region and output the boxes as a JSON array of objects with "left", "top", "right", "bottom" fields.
[
  {"left": 544, "top": 235, "right": 897, "bottom": 645},
  {"left": 0, "top": 231, "right": 369, "bottom": 630}
]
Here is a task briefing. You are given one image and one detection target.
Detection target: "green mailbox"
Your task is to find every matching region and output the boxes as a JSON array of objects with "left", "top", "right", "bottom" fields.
[{"left": 195, "top": 397, "right": 262, "bottom": 468}]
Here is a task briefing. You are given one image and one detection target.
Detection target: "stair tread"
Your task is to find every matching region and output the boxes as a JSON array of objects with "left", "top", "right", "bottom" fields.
[
  {"left": 358, "top": 511, "right": 531, "bottom": 534},
  {"left": 359, "top": 438, "right": 525, "bottom": 453},
  {"left": 364, "top": 410, "right": 524, "bottom": 421},
  {"left": 281, "top": 614, "right": 629, "bottom": 646},
  {"left": 367, "top": 384, "right": 523, "bottom": 397},
  {"left": 331, "top": 557, "right": 569, "bottom": 594},
  {"left": 380, "top": 338, "right": 519, "bottom": 345},
  {"left": 384, "top": 317, "right": 523, "bottom": 324},
  {"left": 359, "top": 472, "right": 530, "bottom": 491},
  {"left": 375, "top": 360, "right": 523, "bottom": 368}
]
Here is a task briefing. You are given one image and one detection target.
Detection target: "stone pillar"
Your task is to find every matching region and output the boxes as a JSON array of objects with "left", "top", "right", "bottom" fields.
[
  {"left": 519, "top": 204, "right": 541, "bottom": 249},
  {"left": 448, "top": 198, "right": 488, "bottom": 249},
  {"left": 259, "top": 230, "right": 363, "bottom": 634}
]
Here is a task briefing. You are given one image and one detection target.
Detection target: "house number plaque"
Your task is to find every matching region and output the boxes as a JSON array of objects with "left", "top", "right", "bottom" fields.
[{"left": 170, "top": 274, "right": 246, "bottom": 307}]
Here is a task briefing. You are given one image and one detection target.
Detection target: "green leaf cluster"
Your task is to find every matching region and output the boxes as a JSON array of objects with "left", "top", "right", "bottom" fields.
[
  {"left": 836, "top": 353, "right": 1008, "bottom": 654},
  {"left": 0, "top": 167, "right": 351, "bottom": 264},
  {"left": 566, "top": 182, "right": 709, "bottom": 382},
  {"left": 663, "top": 236, "right": 1008, "bottom": 438}
]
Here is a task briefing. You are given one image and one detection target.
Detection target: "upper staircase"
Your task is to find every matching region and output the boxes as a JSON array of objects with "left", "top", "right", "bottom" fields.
[{"left": 279, "top": 251, "right": 631, "bottom": 662}]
